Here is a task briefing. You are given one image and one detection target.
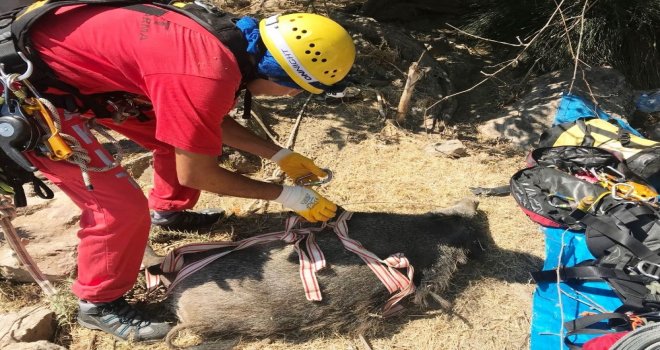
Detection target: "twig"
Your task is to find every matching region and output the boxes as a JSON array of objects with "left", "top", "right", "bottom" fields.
[
  {"left": 87, "top": 333, "right": 97, "bottom": 350},
  {"left": 556, "top": 228, "right": 569, "bottom": 348},
  {"left": 358, "top": 334, "right": 373, "bottom": 350},
  {"left": 554, "top": 0, "right": 575, "bottom": 59},
  {"left": 375, "top": 90, "right": 388, "bottom": 119},
  {"left": 250, "top": 109, "right": 280, "bottom": 146},
  {"left": 284, "top": 94, "right": 313, "bottom": 149},
  {"left": 395, "top": 52, "right": 426, "bottom": 124},
  {"left": 445, "top": 23, "right": 524, "bottom": 47},
  {"left": 425, "top": 0, "right": 568, "bottom": 114},
  {"left": 568, "top": 0, "right": 589, "bottom": 93},
  {"left": 243, "top": 94, "right": 313, "bottom": 214}
]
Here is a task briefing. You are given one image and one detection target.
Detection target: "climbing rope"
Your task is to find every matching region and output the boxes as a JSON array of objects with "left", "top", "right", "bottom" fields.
[{"left": 38, "top": 97, "right": 123, "bottom": 189}]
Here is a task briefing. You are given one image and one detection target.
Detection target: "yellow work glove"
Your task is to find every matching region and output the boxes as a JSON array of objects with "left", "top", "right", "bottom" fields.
[
  {"left": 270, "top": 149, "right": 327, "bottom": 183},
  {"left": 274, "top": 185, "right": 337, "bottom": 222}
]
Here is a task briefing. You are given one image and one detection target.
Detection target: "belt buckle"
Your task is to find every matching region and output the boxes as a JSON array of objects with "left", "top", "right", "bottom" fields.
[{"left": 637, "top": 261, "right": 660, "bottom": 279}]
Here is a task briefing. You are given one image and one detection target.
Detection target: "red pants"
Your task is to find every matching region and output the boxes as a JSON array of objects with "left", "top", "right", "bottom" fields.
[{"left": 27, "top": 111, "right": 200, "bottom": 302}]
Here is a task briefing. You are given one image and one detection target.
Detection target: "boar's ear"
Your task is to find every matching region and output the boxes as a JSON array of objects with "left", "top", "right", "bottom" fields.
[{"left": 429, "top": 197, "right": 479, "bottom": 218}]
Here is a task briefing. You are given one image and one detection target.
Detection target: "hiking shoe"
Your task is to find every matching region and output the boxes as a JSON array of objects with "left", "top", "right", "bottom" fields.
[
  {"left": 77, "top": 298, "right": 171, "bottom": 342},
  {"left": 151, "top": 209, "right": 224, "bottom": 232}
]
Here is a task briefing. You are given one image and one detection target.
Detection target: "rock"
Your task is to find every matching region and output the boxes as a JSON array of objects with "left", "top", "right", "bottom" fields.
[
  {"left": 477, "top": 67, "right": 635, "bottom": 150},
  {"left": 0, "top": 306, "right": 56, "bottom": 346},
  {"left": 0, "top": 189, "right": 78, "bottom": 282},
  {"left": 6, "top": 341, "right": 67, "bottom": 350},
  {"left": 426, "top": 139, "right": 468, "bottom": 158}
]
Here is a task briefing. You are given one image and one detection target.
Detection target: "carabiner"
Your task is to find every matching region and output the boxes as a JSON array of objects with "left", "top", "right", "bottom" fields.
[
  {"left": 0, "top": 52, "right": 33, "bottom": 87},
  {"left": 295, "top": 168, "right": 333, "bottom": 187},
  {"left": 637, "top": 261, "right": 660, "bottom": 280}
]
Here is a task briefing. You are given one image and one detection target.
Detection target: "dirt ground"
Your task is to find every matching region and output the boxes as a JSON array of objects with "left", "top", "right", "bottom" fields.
[{"left": 0, "top": 1, "right": 551, "bottom": 349}]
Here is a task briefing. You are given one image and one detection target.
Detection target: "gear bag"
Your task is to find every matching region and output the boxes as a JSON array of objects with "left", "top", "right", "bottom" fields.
[
  {"left": 511, "top": 145, "right": 660, "bottom": 349},
  {"left": 539, "top": 118, "right": 660, "bottom": 186},
  {"left": 511, "top": 146, "right": 660, "bottom": 311},
  {"left": 510, "top": 146, "right": 656, "bottom": 229}
]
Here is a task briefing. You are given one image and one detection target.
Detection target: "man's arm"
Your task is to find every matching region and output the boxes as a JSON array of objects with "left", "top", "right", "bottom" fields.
[
  {"left": 174, "top": 148, "right": 336, "bottom": 222},
  {"left": 221, "top": 116, "right": 328, "bottom": 181},
  {"left": 175, "top": 148, "right": 281, "bottom": 199},
  {"left": 220, "top": 116, "right": 281, "bottom": 158}
]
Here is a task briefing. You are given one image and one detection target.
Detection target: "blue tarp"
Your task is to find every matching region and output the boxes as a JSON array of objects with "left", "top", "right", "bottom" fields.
[{"left": 529, "top": 93, "right": 645, "bottom": 350}]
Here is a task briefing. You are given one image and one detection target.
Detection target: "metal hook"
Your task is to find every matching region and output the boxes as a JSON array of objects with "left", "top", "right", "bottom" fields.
[
  {"left": 0, "top": 52, "right": 33, "bottom": 89},
  {"left": 16, "top": 52, "right": 33, "bottom": 82},
  {"left": 295, "top": 168, "right": 334, "bottom": 187}
]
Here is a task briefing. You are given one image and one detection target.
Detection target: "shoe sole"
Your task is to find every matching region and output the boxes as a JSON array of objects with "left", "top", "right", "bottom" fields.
[{"left": 77, "top": 318, "right": 162, "bottom": 344}]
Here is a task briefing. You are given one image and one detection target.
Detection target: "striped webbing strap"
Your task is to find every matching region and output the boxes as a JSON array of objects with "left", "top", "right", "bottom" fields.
[
  {"left": 147, "top": 211, "right": 415, "bottom": 316},
  {"left": 0, "top": 196, "right": 58, "bottom": 296}
]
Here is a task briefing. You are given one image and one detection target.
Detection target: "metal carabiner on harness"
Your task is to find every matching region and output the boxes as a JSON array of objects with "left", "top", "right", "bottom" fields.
[
  {"left": 295, "top": 168, "right": 333, "bottom": 187},
  {"left": 637, "top": 261, "right": 660, "bottom": 280},
  {"left": 0, "top": 52, "right": 42, "bottom": 171}
]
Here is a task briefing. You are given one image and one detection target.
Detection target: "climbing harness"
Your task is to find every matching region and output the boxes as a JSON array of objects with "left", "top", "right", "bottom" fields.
[
  {"left": 0, "top": 0, "right": 268, "bottom": 198},
  {"left": 145, "top": 210, "right": 416, "bottom": 317},
  {"left": 0, "top": 50, "right": 120, "bottom": 191}
]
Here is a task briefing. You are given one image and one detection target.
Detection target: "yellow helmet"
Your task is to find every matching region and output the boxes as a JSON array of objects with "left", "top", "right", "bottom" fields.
[{"left": 259, "top": 13, "right": 356, "bottom": 94}]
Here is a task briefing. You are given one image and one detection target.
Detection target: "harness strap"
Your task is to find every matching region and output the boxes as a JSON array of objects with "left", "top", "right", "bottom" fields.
[
  {"left": 147, "top": 211, "right": 416, "bottom": 316},
  {"left": 581, "top": 214, "right": 660, "bottom": 263},
  {"left": 576, "top": 119, "right": 596, "bottom": 147},
  {"left": 530, "top": 265, "right": 648, "bottom": 284},
  {"left": 563, "top": 312, "right": 631, "bottom": 350}
]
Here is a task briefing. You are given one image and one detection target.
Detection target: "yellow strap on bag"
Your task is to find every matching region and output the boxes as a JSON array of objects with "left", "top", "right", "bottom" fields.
[{"left": 551, "top": 118, "right": 658, "bottom": 159}]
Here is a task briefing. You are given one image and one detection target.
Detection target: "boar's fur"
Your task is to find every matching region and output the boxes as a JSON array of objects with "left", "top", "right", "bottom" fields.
[{"left": 162, "top": 198, "right": 484, "bottom": 346}]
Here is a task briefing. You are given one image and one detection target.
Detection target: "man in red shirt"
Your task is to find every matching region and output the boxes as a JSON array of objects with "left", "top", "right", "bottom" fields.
[{"left": 19, "top": 2, "right": 355, "bottom": 342}]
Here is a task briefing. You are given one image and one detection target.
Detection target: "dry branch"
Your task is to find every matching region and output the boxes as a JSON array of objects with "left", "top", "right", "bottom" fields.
[
  {"left": 332, "top": 13, "right": 456, "bottom": 121},
  {"left": 396, "top": 60, "right": 424, "bottom": 124}
]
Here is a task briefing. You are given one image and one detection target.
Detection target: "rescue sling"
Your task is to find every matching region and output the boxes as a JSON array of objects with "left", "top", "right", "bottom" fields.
[{"left": 0, "top": 0, "right": 261, "bottom": 206}]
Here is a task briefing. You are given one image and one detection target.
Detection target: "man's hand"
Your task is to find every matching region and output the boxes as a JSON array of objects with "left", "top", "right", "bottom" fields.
[
  {"left": 274, "top": 185, "right": 337, "bottom": 222},
  {"left": 271, "top": 149, "right": 327, "bottom": 183}
]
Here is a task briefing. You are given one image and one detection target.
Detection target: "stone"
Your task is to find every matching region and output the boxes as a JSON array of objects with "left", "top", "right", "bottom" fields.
[
  {"left": 0, "top": 306, "right": 56, "bottom": 346},
  {"left": 426, "top": 139, "right": 468, "bottom": 158},
  {"left": 477, "top": 67, "right": 635, "bottom": 150},
  {"left": 0, "top": 189, "right": 78, "bottom": 282}
]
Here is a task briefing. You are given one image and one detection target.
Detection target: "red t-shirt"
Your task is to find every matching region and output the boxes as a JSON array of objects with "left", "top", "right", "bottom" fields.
[{"left": 30, "top": 4, "right": 242, "bottom": 155}]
